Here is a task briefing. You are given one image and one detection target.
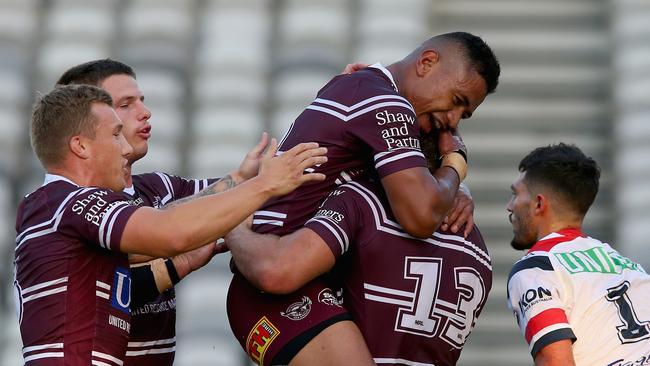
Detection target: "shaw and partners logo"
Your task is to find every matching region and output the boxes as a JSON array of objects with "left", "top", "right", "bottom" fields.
[{"left": 246, "top": 317, "right": 280, "bottom": 366}]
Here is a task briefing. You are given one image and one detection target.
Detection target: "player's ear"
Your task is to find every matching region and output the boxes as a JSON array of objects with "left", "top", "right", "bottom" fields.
[
  {"left": 534, "top": 194, "right": 548, "bottom": 215},
  {"left": 69, "top": 135, "right": 91, "bottom": 159},
  {"left": 416, "top": 49, "right": 440, "bottom": 77}
]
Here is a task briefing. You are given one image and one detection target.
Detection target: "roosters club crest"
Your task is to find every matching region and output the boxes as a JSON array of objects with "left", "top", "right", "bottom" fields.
[{"left": 281, "top": 296, "right": 312, "bottom": 321}]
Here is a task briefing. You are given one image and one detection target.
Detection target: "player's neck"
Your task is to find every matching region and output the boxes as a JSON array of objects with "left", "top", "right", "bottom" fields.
[
  {"left": 124, "top": 163, "right": 134, "bottom": 187},
  {"left": 386, "top": 63, "right": 404, "bottom": 93},
  {"left": 537, "top": 217, "right": 583, "bottom": 241}
]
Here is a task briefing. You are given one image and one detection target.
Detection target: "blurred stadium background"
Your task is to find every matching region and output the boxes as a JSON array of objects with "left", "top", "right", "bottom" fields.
[{"left": 1, "top": 0, "right": 649, "bottom": 365}]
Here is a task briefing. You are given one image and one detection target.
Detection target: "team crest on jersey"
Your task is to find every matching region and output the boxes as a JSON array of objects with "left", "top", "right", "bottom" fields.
[
  {"left": 246, "top": 316, "right": 280, "bottom": 365},
  {"left": 281, "top": 296, "right": 312, "bottom": 320},
  {"left": 111, "top": 267, "right": 131, "bottom": 314},
  {"left": 318, "top": 288, "right": 342, "bottom": 307}
]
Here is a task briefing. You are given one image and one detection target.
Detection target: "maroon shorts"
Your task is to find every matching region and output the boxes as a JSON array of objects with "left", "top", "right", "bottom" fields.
[{"left": 227, "top": 271, "right": 350, "bottom": 366}]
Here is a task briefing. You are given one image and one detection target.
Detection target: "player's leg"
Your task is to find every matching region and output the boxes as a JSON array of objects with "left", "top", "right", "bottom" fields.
[
  {"left": 288, "top": 320, "right": 374, "bottom": 366},
  {"left": 227, "top": 271, "right": 359, "bottom": 366}
]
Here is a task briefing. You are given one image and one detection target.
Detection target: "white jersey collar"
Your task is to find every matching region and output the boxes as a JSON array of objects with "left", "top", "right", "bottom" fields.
[
  {"left": 369, "top": 63, "right": 398, "bottom": 92},
  {"left": 123, "top": 185, "right": 135, "bottom": 196},
  {"left": 43, "top": 173, "right": 78, "bottom": 187}
]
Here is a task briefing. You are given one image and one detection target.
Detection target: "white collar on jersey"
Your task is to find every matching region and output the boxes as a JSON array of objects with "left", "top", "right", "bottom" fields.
[
  {"left": 123, "top": 185, "right": 135, "bottom": 196},
  {"left": 43, "top": 173, "right": 78, "bottom": 187},
  {"left": 368, "top": 63, "right": 398, "bottom": 92}
]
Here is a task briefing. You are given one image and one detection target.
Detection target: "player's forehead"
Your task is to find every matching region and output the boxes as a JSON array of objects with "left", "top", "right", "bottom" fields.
[
  {"left": 99, "top": 74, "right": 143, "bottom": 101},
  {"left": 92, "top": 102, "right": 122, "bottom": 130},
  {"left": 511, "top": 172, "right": 528, "bottom": 192}
]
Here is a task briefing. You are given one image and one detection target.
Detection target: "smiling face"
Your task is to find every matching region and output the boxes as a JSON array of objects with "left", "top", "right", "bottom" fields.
[
  {"left": 407, "top": 49, "right": 488, "bottom": 133},
  {"left": 506, "top": 172, "right": 540, "bottom": 250},
  {"left": 85, "top": 102, "right": 133, "bottom": 192},
  {"left": 99, "top": 74, "right": 152, "bottom": 164}
]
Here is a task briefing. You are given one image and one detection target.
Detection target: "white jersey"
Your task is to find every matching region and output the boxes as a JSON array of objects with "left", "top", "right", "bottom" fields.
[{"left": 507, "top": 228, "right": 650, "bottom": 365}]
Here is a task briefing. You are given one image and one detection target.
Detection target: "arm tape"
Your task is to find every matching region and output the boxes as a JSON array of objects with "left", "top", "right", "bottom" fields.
[{"left": 130, "top": 264, "right": 162, "bottom": 306}]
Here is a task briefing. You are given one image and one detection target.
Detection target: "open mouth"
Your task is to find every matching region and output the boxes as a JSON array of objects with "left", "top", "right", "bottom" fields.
[{"left": 137, "top": 125, "right": 152, "bottom": 139}]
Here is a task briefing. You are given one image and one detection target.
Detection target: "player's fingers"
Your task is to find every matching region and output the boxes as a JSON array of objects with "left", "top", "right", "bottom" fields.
[
  {"left": 450, "top": 204, "right": 473, "bottom": 234},
  {"left": 300, "top": 172, "right": 327, "bottom": 183},
  {"left": 463, "top": 215, "right": 475, "bottom": 238},
  {"left": 264, "top": 137, "right": 279, "bottom": 159},
  {"left": 445, "top": 199, "right": 463, "bottom": 226},
  {"left": 294, "top": 145, "right": 327, "bottom": 160},
  {"left": 297, "top": 156, "right": 328, "bottom": 173},
  {"left": 249, "top": 132, "right": 269, "bottom": 157},
  {"left": 282, "top": 142, "right": 320, "bottom": 159}
]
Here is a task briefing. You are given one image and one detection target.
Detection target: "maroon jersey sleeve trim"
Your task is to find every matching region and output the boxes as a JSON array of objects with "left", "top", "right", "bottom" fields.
[
  {"left": 15, "top": 187, "right": 94, "bottom": 251},
  {"left": 305, "top": 216, "right": 350, "bottom": 256}
]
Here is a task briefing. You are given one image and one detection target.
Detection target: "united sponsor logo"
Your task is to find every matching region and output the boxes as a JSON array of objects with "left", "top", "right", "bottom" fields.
[
  {"left": 111, "top": 267, "right": 131, "bottom": 314},
  {"left": 246, "top": 317, "right": 280, "bottom": 365},
  {"left": 281, "top": 296, "right": 312, "bottom": 321},
  {"left": 318, "top": 288, "right": 342, "bottom": 307}
]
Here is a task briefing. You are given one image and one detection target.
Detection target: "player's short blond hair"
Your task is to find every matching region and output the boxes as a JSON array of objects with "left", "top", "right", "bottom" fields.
[{"left": 31, "top": 84, "right": 113, "bottom": 168}]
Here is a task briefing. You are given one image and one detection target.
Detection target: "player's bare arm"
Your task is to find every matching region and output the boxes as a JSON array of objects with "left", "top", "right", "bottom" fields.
[
  {"left": 127, "top": 133, "right": 271, "bottom": 264},
  {"left": 534, "top": 340, "right": 576, "bottom": 366},
  {"left": 382, "top": 129, "right": 467, "bottom": 238},
  {"left": 226, "top": 225, "right": 334, "bottom": 294},
  {"left": 163, "top": 132, "right": 270, "bottom": 208},
  {"left": 121, "top": 140, "right": 327, "bottom": 257}
]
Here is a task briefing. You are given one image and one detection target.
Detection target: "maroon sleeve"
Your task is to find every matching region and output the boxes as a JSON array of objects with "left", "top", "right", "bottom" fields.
[
  {"left": 304, "top": 186, "right": 361, "bottom": 258},
  {"left": 59, "top": 188, "right": 139, "bottom": 252},
  {"left": 346, "top": 96, "right": 427, "bottom": 177},
  {"left": 164, "top": 173, "right": 220, "bottom": 200}
]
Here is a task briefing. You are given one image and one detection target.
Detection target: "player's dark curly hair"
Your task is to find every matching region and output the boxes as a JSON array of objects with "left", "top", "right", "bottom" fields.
[
  {"left": 56, "top": 58, "right": 136, "bottom": 86},
  {"left": 519, "top": 143, "right": 600, "bottom": 216},
  {"left": 439, "top": 32, "right": 501, "bottom": 94}
]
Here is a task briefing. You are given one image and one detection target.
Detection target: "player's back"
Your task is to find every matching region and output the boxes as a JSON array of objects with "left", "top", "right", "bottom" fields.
[
  {"left": 542, "top": 233, "right": 650, "bottom": 364},
  {"left": 253, "top": 64, "right": 426, "bottom": 235},
  {"left": 335, "top": 181, "right": 493, "bottom": 365},
  {"left": 14, "top": 176, "right": 135, "bottom": 365}
]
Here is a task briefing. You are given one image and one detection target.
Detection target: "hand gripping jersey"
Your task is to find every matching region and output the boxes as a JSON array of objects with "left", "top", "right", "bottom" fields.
[
  {"left": 251, "top": 63, "right": 427, "bottom": 235},
  {"left": 14, "top": 174, "right": 139, "bottom": 366},
  {"left": 124, "top": 173, "right": 218, "bottom": 366},
  {"left": 304, "top": 180, "right": 493, "bottom": 366},
  {"left": 507, "top": 229, "right": 650, "bottom": 365}
]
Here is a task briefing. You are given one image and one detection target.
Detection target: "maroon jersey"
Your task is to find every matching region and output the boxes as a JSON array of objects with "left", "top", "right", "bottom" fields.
[
  {"left": 252, "top": 63, "right": 427, "bottom": 235},
  {"left": 304, "top": 180, "right": 493, "bottom": 365},
  {"left": 14, "top": 174, "right": 139, "bottom": 365},
  {"left": 125, "top": 172, "right": 217, "bottom": 366}
]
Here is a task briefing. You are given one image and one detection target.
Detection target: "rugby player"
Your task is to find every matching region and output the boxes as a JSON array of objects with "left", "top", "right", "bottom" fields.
[
  {"left": 227, "top": 31, "right": 500, "bottom": 365},
  {"left": 225, "top": 147, "right": 493, "bottom": 365},
  {"left": 14, "top": 84, "right": 326, "bottom": 365},
  {"left": 56, "top": 59, "right": 267, "bottom": 365},
  {"left": 506, "top": 144, "right": 650, "bottom": 365}
]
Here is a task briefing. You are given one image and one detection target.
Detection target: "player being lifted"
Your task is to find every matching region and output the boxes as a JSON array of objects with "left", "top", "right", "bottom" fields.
[{"left": 226, "top": 31, "right": 500, "bottom": 366}]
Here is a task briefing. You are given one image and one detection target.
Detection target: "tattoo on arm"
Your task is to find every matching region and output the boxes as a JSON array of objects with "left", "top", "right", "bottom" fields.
[{"left": 162, "top": 175, "right": 237, "bottom": 209}]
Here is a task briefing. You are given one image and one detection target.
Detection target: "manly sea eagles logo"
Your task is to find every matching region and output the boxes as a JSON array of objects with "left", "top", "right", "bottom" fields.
[
  {"left": 318, "top": 288, "right": 342, "bottom": 307},
  {"left": 281, "top": 296, "right": 312, "bottom": 321}
]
